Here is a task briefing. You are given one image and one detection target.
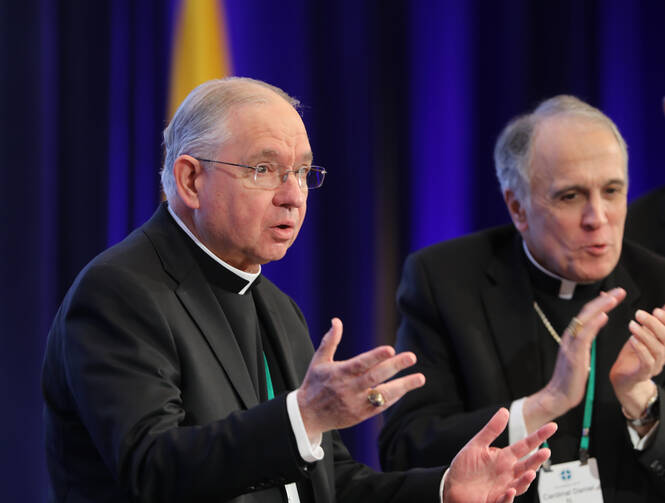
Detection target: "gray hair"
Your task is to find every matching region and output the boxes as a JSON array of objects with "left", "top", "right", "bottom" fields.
[
  {"left": 161, "top": 77, "right": 300, "bottom": 201},
  {"left": 493, "top": 95, "right": 628, "bottom": 203}
]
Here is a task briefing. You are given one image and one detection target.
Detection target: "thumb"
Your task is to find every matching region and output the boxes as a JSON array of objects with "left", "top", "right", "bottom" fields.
[
  {"left": 471, "top": 407, "right": 509, "bottom": 448},
  {"left": 312, "top": 317, "right": 343, "bottom": 364}
]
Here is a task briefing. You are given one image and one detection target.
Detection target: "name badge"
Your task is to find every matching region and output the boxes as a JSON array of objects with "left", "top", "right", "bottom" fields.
[{"left": 537, "top": 458, "right": 603, "bottom": 503}]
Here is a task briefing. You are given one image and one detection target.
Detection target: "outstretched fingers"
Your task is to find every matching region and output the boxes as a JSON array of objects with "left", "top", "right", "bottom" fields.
[
  {"left": 358, "top": 351, "right": 419, "bottom": 388},
  {"left": 508, "top": 469, "right": 538, "bottom": 497},
  {"left": 509, "top": 422, "right": 557, "bottom": 460},
  {"left": 367, "top": 372, "right": 426, "bottom": 409},
  {"left": 561, "top": 288, "right": 626, "bottom": 347},
  {"left": 471, "top": 408, "right": 511, "bottom": 448},
  {"left": 311, "top": 318, "right": 344, "bottom": 365},
  {"left": 513, "top": 447, "right": 552, "bottom": 477},
  {"left": 580, "top": 288, "right": 626, "bottom": 322},
  {"left": 497, "top": 488, "right": 517, "bottom": 503}
]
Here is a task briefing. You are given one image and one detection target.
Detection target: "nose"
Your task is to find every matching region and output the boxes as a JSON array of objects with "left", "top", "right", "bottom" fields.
[
  {"left": 274, "top": 170, "right": 306, "bottom": 208},
  {"left": 581, "top": 194, "right": 608, "bottom": 230}
]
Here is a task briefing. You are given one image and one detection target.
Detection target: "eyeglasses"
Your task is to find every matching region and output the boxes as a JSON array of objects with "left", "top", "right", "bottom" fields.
[{"left": 195, "top": 157, "right": 327, "bottom": 190}]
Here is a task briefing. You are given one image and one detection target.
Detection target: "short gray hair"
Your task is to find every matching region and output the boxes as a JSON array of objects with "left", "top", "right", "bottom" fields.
[
  {"left": 161, "top": 77, "right": 300, "bottom": 201},
  {"left": 493, "top": 95, "right": 628, "bottom": 203}
]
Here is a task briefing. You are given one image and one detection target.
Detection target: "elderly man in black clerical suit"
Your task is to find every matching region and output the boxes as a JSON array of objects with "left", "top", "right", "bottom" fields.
[
  {"left": 380, "top": 95, "right": 665, "bottom": 502},
  {"left": 42, "top": 77, "right": 556, "bottom": 503},
  {"left": 624, "top": 97, "right": 665, "bottom": 257}
]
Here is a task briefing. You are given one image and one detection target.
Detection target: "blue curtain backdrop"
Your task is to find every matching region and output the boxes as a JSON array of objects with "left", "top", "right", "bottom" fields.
[{"left": 2, "top": 1, "right": 665, "bottom": 500}]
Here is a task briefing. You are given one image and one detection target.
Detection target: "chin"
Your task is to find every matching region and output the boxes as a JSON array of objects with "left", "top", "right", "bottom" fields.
[
  {"left": 260, "top": 249, "right": 290, "bottom": 265},
  {"left": 575, "top": 263, "right": 617, "bottom": 283}
]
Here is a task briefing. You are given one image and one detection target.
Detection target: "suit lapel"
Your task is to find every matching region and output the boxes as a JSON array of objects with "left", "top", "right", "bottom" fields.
[
  {"left": 481, "top": 240, "right": 542, "bottom": 397},
  {"left": 176, "top": 273, "right": 260, "bottom": 409},
  {"left": 253, "top": 283, "right": 301, "bottom": 390},
  {"left": 143, "top": 204, "right": 259, "bottom": 410},
  {"left": 254, "top": 281, "right": 329, "bottom": 503}
]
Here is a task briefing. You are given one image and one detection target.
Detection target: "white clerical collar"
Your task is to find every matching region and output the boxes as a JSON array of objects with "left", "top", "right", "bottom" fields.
[
  {"left": 522, "top": 240, "right": 577, "bottom": 300},
  {"left": 168, "top": 205, "right": 261, "bottom": 295}
]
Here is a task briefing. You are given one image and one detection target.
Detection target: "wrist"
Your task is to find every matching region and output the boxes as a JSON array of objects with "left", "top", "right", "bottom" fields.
[
  {"left": 615, "top": 380, "right": 658, "bottom": 420},
  {"left": 524, "top": 388, "right": 566, "bottom": 433},
  {"left": 296, "top": 388, "right": 321, "bottom": 440},
  {"left": 621, "top": 385, "right": 659, "bottom": 427}
]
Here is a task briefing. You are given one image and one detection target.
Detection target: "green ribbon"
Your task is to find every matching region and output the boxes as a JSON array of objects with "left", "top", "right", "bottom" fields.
[
  {"left": 263, "top": 352, "right": 275, "bottom": 400},
  {"left": 542, "top": 339, "right": 596, "bottom": 465}
]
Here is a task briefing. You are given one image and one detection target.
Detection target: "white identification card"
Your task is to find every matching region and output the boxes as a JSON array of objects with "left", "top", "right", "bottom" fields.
[{"left": 538, "top": 458, "right": 604, "bottom": 503}]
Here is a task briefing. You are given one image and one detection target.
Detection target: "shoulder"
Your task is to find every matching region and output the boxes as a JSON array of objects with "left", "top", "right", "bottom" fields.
[
  {"left": 620, "top": 240, "right": 665, "bottom": 279},
  {"left": 626, "top": 186, "right": 665, "bottom": 240},
  {"left": 405, "top": 224, "right": 517, "bottom": 275},
  {"left": 628, "top": 185, "right": 665, "bottom": 215},
  {"left": 619, "top": 240, "right": 665, "bottom": 301},
  {"left": 76, "top": 228, "right": 167, "bottom": 289},
  {"left": 397, "top": 225, "right": 520, "bottom": 311},
  {"left": 56, "top": 216, "right": 180, "bottom": 325}
]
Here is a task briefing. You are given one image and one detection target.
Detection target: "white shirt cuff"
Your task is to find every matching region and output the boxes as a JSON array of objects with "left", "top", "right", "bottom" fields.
[
  {"left": 439, "top": 468, "right": 448, "bottom": 503},
  {"left": 287, "top": 390, "right": 324, "bottom": 462},
  {"left": 509, "top": 398, "right": 529, "bottom": 444},
  {"left": 627, "top": 420, "right": 660, "bottom": 450}
]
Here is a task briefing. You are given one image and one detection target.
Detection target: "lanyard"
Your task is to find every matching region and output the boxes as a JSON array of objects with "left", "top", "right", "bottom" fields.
[
  {"left": 264, "top": 352, "right": 275, "bottom": 400},
  {"left": 579, "top": 339, "right": 596, "bottom": 462},
  {"left": 543, "top": 339, "right": 596, "bottom": 466}
]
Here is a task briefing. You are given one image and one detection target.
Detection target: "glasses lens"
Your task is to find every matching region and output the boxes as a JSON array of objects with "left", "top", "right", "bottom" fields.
[
  {"left": 253, "top": 164, "right": 279, "bottom": 188},
  {"left": 250, "top": 165, "right": 325, "bottom": 190},
  {"left": 306, "top": 168, "right": 325, "bottom": 189}
]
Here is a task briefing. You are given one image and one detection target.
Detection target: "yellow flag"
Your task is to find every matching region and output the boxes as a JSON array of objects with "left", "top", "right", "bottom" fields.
[{"left": 168, "top": 0, "right": 232, "bottom": 119}]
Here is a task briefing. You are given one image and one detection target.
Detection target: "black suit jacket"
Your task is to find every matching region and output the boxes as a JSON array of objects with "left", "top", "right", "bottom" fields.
[
  {"left": 42, "top": 204, "right": 443, "bottom": 503},
  {"left": 379, "top": 225, "right": 665, "bottom": 502},
  {"left": 626, "top": 186, "right": 665, "bottom": 257}
]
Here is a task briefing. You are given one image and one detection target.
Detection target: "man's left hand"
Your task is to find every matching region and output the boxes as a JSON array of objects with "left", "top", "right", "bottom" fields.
[
  {"left": 610, "top": 305, "right": 665, "bottom": 421},
  {"left": 443, "top": 408, "right": 556, "bottom": 503},
  {"left": 296, "top": 317, "right": 426, "bottom": 439}
]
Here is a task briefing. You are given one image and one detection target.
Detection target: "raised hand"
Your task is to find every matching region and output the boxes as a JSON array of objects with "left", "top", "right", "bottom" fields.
[
  {"left": 610, "top": 304, "right": 665, "bottom": 423},
  {"left": 296, "top": 318, "right": 426, "bottom": 439},
  {"left": 523, "top": 288, "right": 626, "bottom": 432},
  {"left": 443, "top": 408, "right": 557, "bottom": 503}
]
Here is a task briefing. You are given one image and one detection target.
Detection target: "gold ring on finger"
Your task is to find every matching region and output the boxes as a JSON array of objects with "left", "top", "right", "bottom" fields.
[
  {"left": 567, "top": 317, "right": 583, "bottom": 338},
  {"left": 367, "top": 389, "right": 385, "bottom": 407}
]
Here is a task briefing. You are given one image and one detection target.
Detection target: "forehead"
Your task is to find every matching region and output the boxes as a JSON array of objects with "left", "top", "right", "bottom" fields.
[
  {"left": 222, "top": 98, "right": 311, "bottom": 161},
  {"left": 529, "top": 115, "right": 626, "bottom": 185}
]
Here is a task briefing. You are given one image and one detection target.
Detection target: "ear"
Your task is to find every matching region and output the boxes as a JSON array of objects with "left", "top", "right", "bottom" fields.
[
  {"left": 173, "top": 155, "right": 204, "bottom": 209},
  {"left": 504, "top": 189, "right": 528, "bottom": 232}
]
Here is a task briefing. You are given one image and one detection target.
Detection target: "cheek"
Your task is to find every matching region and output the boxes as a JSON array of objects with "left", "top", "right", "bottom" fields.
[{"left": 297, "top": 205, "right": 307, "bottom": 228}]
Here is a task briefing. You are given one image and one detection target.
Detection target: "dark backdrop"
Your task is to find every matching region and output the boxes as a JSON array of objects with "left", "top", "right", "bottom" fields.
[{"left": 2, "top": 1, "right": 665, "bottom": 500}]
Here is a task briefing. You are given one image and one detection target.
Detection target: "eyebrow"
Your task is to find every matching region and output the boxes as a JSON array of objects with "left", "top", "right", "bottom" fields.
[
  {"left": 551, "top": 178, "right": 626, "bottom": 198},
  {"left": 252, "top": 149, "right": 314, "bottom": 164}
]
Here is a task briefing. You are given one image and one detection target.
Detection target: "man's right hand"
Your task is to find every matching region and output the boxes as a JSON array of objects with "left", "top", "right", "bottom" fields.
[
  {"left": 296, "top": 317, "right": 426, "bottom": 440},
  {"left": 523, "top": 287, "right": 626, "bottom": 432}
]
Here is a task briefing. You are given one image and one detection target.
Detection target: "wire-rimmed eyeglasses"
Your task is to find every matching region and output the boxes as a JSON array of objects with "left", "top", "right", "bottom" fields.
[{"left": 195, "top": 157, "right": 326, "bottom": 190}]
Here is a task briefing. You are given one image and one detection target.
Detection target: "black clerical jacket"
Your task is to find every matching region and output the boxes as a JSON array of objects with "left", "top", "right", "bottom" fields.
[
  {"left": 380, "top": 224, "right": 665, "bottom": 502},
  {"left": 42, "top": 203, "right": 443, "bottom": 503}
]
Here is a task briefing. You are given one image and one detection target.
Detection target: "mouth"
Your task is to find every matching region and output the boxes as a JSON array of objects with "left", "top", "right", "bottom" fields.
[
  {"left": 584, "top": 243, "right": 609, "bottom": 255},
  {"left": 270, "top": 223, "right": 296, "bottom": 240}
]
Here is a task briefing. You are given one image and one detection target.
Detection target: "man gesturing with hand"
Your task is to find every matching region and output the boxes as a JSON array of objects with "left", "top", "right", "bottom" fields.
[{"left": 43, "top": 77, "right": 554, "bottom": 503}]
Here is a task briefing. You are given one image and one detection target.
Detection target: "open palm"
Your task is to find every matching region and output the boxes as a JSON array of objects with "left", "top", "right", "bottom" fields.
[{"left": 443, "top": 408, "right": 555, "bottom": 503}]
